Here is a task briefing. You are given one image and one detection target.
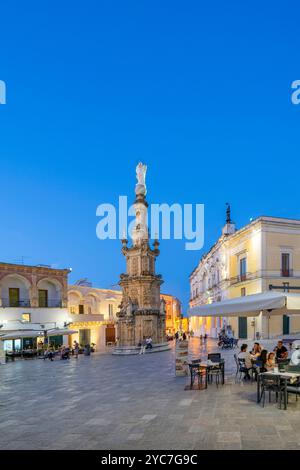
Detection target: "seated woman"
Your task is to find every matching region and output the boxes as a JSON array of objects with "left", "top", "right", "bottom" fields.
[
  {"left": 256, "top": 349, "right": 268, "bottom": 373},
  {"left": 265, "top": 352, "right": 276, "bottom": 371},
  {"left": 250, "top": 342, "right": 262, "bottom": 358}
]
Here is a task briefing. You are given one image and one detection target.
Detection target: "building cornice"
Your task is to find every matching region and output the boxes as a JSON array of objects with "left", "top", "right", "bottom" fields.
[{"left": 0, "top": 262, "right": 70, "bottom": 276}]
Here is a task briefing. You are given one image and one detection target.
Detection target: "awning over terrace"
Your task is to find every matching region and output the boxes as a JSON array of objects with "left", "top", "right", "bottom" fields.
[
  {"left": 47, "top": 328, "right": 78, "bottom": 336},
  {"left": 187, "top": 291, "right": 300, "bottom": 318},
  {"left": 0, "top": 328, "right": 78, "bottom": 341},
  {"left": 0, "top": 330, "right": 42, "bottom": 341}
]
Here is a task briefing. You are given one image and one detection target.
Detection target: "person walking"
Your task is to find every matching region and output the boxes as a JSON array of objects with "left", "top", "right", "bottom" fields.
[{"left": 74, "top": 340, "right": 79, "bottom": 359}]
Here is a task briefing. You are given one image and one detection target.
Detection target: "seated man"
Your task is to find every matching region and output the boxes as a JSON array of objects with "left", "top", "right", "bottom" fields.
[
  {"left": 145, "top": 336, "right": 153, "bottom": 349},
  {"left": 238, "top": 343, "right": 253, "bottom": 380},
  {"left": 274, "top": 340, "right": 288, "bottom": 361}
]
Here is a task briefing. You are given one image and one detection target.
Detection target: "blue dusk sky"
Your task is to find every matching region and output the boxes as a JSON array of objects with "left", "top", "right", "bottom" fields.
[{"left": 0, "top": 0, "right": 300, "bottom": 312}]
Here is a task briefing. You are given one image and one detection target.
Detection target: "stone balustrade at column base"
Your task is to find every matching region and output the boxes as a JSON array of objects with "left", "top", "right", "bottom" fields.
[{"left": 112, "top": 342, "right": 171, "bottom": 355}]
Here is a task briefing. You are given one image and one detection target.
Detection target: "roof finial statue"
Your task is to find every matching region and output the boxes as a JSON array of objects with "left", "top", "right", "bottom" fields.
[{"left": 226, "top": 202, "right": 232, "bottom": 224}]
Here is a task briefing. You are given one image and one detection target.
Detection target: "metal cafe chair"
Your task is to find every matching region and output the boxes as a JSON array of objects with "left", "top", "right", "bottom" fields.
[
  {"left": 188, "top": 362, "right": 206, "bottom": 389},
  {"left": 208, "top": 353, "right": 221, "bottom": 363},
  {"left": 191, "top": 358, "right": 202, "bottom": 364},
  {"left": 258, "top": 374, "right": 285, "bottom": 408},
  {"left": 207, "top": 353, "right": 223, "bottom": 387},
  {"left": 234, "top": 354, "right": 255, "bottom": 382},
  {"left": 284, "top": 365, "right": 300, "bottom": 402}
]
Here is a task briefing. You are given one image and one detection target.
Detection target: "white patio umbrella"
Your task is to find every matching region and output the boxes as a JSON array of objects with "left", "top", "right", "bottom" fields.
[
  {"left": 0, "top": 328, "right": 78, "bottom": 341},
  {"left": 46, "top": 328, "right": 78, "bottom": 336},
  {"left": 0, "top": 330, "right": 43, "bottom": 341}
]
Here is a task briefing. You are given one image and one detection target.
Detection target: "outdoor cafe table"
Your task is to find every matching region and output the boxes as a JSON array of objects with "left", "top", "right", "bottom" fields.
[
  {"left": 257, "top": 371, "right": 300, "bottom": 410},
  {"left": 189, "top": 360, "right": 225, "bottom": 389}
]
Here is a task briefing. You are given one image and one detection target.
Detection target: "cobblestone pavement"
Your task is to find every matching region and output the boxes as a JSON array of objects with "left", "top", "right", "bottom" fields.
[{"left": 1, "top": 338, "right": 300, "bottom": 450}]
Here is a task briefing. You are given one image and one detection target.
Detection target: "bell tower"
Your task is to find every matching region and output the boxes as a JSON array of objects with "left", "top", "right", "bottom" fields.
[{"left": 222, "top": 202, "right": 236, "bottom": 236}]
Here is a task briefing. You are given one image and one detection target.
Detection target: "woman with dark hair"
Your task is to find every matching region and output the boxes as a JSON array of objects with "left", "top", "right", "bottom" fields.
[
  {"left": 257, "top": 349, "right": 268, "bottom": 373},
  {"left": 251, "top": 342, "right": 262, "bottom": 358}
]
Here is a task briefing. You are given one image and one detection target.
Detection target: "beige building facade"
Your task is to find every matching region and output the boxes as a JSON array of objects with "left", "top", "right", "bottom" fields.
[
  {"left": 189, "top": 214, "right": 300, "bottom": 339},
  {"left": 162, "top": 293, "right": 182, "bottom": 335},
  {"left": 67, "top": 283, "right": 122, "bottom": 349},
  {"left": 0, "top": 262, "right": 71, "bottom": 358},
  {"left": 67, "top": 285, "right": 182, "bottom": 349}
]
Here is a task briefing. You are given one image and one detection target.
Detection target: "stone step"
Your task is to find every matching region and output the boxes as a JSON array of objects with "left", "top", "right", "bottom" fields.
[{"left": 112, "top": 342, "right": 171, "bottom": 355}]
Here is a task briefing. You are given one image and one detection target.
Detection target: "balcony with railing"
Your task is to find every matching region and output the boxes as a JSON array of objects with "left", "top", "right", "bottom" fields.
[
  {"left": 38, "top": 299, "right": 62, "bottom": 308},
  {"left": 2, "top": 298, "right": 31, "bottom": 308},
  {"left": 69, "top": 313, "right": 104, "bottom": 323},
  {"left": 1, "top": 298, "right": 62, "bottom": 308},
  {"left": 229, "top": 269, "right": 299, "bottom": 286}
]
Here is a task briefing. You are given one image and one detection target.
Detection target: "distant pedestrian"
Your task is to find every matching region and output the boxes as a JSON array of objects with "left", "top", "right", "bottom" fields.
[
  {"left": 74, "top": 341, "right": 79, "bottom": 359},
  {"left": 175, "top": 332, "right": 179, "bottom": 341},
  {"left": 182, "top": 332, "right": 187, "bottom": 341},
  {"left": 139, "top": 336, "right": 147, "bottom": 355},
  {"left": 84, "top": 344, "right": 91, "bottom": 356}
]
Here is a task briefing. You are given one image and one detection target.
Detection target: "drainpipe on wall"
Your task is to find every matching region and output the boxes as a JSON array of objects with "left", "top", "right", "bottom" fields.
[{"left": 267, "top": 309, "right": 273, "bottom": 339}]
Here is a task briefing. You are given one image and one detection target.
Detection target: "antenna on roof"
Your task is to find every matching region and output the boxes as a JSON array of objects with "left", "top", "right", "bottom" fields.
[{"left": 11, "top": 256, "right": 31, "bottom": 265}]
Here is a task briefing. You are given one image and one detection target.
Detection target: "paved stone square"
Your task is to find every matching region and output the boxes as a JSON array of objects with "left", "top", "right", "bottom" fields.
[{"left": 1, "top": 339, "right": 300, "bottom": 450}]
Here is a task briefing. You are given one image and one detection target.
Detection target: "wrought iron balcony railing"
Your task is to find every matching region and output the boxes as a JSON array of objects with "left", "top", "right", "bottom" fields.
[
  {"left": 1, "top": 298, "right": 62, "bottom": 308},
  {"left": 2, "top": 298, "right": 31, "bottom": 307},
  {"left": 38, "top": 299, "right": 62, "bottom": 308}
]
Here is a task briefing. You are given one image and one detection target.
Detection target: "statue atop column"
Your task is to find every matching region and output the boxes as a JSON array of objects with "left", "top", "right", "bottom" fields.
[{"left": 135, "top": 162, "right": 147, "bottom": 196}]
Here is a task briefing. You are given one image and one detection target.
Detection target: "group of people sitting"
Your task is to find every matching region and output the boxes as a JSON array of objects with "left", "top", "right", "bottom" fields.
[
  {"left": 238, "top": 340, "right": 289, "bottom": 380},
  {"left": 43, "top": 342, "right": 94, "bottom": 361},
  {"left": 175, "top": 331, "right": 187, "bottom": 341}
]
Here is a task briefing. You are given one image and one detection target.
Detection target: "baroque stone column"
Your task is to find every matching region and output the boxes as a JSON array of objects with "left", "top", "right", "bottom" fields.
[{"left": 115, "top": 163, "right": 168, "bottom": 353}]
